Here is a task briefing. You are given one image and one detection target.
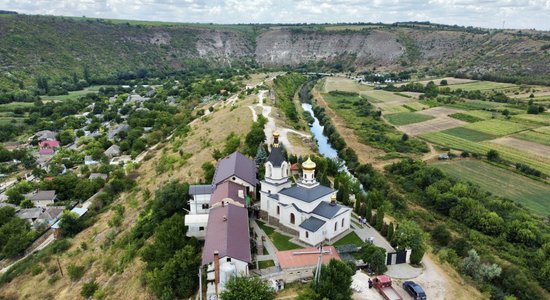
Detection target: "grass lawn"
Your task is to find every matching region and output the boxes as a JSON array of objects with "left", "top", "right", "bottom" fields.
[
  {"left": 447, "top": 81, "right": 517, "bottom": 91},
  {"left": 513, "top": 130, "right": 550, "bottom": 147},
  {"left": 385, "top": 112, "right": 434, "bottom": 126},
  {"left": 258, "top": 260, "right": 275, "bottom": 269},
  {"left": 41, "top": 85, "right": 115, "bottom": 101},
  {"left": 463, "top": 119, "right": 532, "bottom": 136},
  {"left": 256, "top": 220, "right": 301, "bottom": 251},
  {"left": 331, "top": 231, "right": 364, "bottom": 247},
  {"left": 442, "top": 127, "right": 497, "bottom": 142},
  {"left": 434, "top": 160, "right": 550, "bottom": 215}
]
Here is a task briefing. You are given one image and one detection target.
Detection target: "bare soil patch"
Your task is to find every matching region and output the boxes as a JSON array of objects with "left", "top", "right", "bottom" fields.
[
  {"left": 418, "top": 107, "right": 464, "bottom": 117},
  {"left": 491, "top": 136, "right": 550, "bottom": 159},
  {"left": 399, "top": 117, "right": 467, "bottom": 136}
]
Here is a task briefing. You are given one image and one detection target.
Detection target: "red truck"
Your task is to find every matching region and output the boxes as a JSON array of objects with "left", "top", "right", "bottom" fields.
[{"left": 372, "top": 275, "right": 403, "bottom": 300}]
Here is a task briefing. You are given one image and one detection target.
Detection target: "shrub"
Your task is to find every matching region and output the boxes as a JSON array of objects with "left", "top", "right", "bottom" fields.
[
  {"left": 67, "top": 264, "right": 85, "bottom": 281},
  {"left": 81, "top": 280, "right": 99, "bottom": 298}
]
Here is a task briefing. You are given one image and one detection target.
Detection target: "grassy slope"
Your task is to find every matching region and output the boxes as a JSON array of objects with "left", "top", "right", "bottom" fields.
[{"left": 434, "top": 160, "right": 550, "bottom": 215}]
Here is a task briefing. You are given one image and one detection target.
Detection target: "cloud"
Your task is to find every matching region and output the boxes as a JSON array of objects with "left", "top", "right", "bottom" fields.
[{"left": 1, "top": 0, "right": 549, "bottom": 29}]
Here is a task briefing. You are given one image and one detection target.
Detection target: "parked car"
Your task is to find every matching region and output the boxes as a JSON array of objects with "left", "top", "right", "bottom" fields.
[{"left": 402, "top": 281, "right": 427, "bottom": 300}]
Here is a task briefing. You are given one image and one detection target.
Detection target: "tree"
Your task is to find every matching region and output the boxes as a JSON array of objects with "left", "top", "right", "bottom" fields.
[
  {"left": 440, "top": 79, "right": 448, "bottom": 86},
  {"left": 361, "top": 244, "right": 387, "bottom": 274},
  {"left": 401, "top": 133, "right": 409, "bottom": 142},
  {"left": 487, "top": 149, "right": 500, "bottom": 162},
  {"left": 527, "top": 105, "right": 540, "bottom": 114},
  {"left": 310, "top": 259, "right": 354, "bottom": 300},
  {"left": 223, "top": 132, "right": 241, "bottom": 156},
  {"left": 147, "top": 245, "right": 201, "bottom": 300},
  {"left": 59, "top": 211, "right": 83, "bottom": 237},
  {"left": 220, "top": 275, "right": 275, "bottom": 300},
  {"left": 461, "top": 249, "right": 501, "bottom": 282},
  {"left": 81, "top": 280, "right": 99, "bottom": 298},
  {"left": 142, "top": 215, "right": 189, "bottom": 270},
  {"left": 502, "top": 109, "right": 510, "bottom": 118},
  {"left": 201, "top": 162, "right": 215, "bottom": 183},
  {"left": 375, "top": 209, "right": 385, "bottom": 231},
  {"left": 150, "top": 181, "right": 189, "bottom": 223},
  {"left": 387, "top": 222, "right": 395, "bottom": 241},
  {"left": 392, "top": 220, "right": 427, "bottom": 265},
  {"left": 255, "top": 145, "right": 267, "bottom": 165},
  {"left": 431, "top": 224, "right": 451, "bottom": 246},
  {"left": 20, "top": 199, "right": 34, "bottom": 208}
]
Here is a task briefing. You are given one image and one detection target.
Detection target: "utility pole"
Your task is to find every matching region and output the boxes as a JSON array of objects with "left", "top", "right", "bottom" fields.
[
  {"left": 198, "top": 266, "right": 203, "bottom": 300},
  {"left": 57, "top": 257, "right": 63, "bottom": 276},
  {"left": 314, "top": 242, "right": 324, "bottom": 283}
]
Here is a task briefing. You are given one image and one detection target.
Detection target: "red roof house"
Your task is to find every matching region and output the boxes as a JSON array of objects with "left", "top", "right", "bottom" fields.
[{"left": 39, "top": 140, "right": 60, "bottom": 149}]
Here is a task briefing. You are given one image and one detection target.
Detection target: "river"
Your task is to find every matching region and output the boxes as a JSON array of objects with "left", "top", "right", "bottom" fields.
[{"left": 302, "top": 103, "right": 339, "bottom": 159}]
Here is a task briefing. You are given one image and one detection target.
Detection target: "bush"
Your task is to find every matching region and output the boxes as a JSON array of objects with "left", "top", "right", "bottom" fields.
[
  {"left": 81, "top": 280, "right": 99, "bottom": 298},
  {"left": 67, "top": 264, "right": 85, "bottom": 281},
  {"left": 432, "top": 224, "right": 451, "bottom": 246}
]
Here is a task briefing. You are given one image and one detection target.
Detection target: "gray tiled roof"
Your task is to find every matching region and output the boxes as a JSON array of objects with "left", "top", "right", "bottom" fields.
[
  {"left": 267, "top": 193, "right": 279, "bottom": 200},
  {"left": 312, "top": 201, "right": 343, "bottom": 219},
  {"left": 279, "top": 185, "right": 334, "bottom": 203},
  {"left": 189, "top": 184, "right": 213, "bottom": 195},
  {"left": 30, "top": 190, "right": 56, "bottom": 201},
  {"left": 212, "top": 152, "right": 257, "bottom": 187},
  {"left": 267, "top": 147, "right": 285, "bottom": 167},
  {"left": 299, "top": 216, "right": 326, "bottom": 232}
]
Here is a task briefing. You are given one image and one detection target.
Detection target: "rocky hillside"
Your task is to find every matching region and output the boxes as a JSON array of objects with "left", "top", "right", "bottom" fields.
[{"left": 1, "top": 14, "right": 550, "bottom": 90}]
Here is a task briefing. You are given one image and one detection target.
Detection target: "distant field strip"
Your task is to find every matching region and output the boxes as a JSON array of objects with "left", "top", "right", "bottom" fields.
[
  {"left": 434, "top": 160, "right": 550, "bottom": 215},
  {"left": 385, "top": 112, "right": 434, "bottom": 126},
  {"left": 447, "top": 81, "right": 517, "bottom": 91},
  {"left": 442, "top": 127, "right": 497, "bottom": 142},
  {"left": 323, "top": 77, "right": 373, "bottom": 93},
  {"left": 512, "top": 113, "right": 550, "bottom": 125},
  {"left": 463, "top": 119, "right": 532, "bottom": 136},
  {"left": 514, "top": 130, "right": 550, "bottom": 146},
  {"left": 421, "top": 132, "right": 550, "bottom": 175},
  {"left": 399, "top": 117, "right": 466, "bottom": 136},
  {"left": 489, "top": 137, "right": 550, "bottom": 160}
]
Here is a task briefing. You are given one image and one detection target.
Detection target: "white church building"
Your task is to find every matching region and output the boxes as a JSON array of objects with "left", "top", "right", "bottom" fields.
[{"left": 260, "top": 132, "right": 352, "bottom": 246}]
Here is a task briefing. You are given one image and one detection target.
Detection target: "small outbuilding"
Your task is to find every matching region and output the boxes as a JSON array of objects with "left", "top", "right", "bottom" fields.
[{"left": 276, "top": 246, "right": 341, "bottom": 283}]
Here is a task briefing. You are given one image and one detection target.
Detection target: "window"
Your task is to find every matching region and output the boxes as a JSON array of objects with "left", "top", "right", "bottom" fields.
[
  {"left": 202, "top": 203, "right": 209, "bottom": 210},
  {"left": 290, "top": 213, "right": 295, "bottom": 225},
  {"left": 342, "top": 219, "right": 345, "bottom": 227},
  {"left": 227, "top": 258, "right": 232, "bottom": 262},
  {"left": 305, "top": 231, "right": 309, "bottom": 238},
  {"left": 232, "top": 177, "right": 236, "bottom": 181},
  {"left": 334, "top": 222, "right": 337, "bottom": 232},
  {"left": 276, "top": 206, "right": 280, "bottom": 215},
  {"left": 199, "top": 226, "right": 204, "bottom": 231}
]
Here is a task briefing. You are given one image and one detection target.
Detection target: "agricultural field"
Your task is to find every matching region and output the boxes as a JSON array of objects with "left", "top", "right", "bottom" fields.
[
  {"left": 441, "top": 127, "right": 497, "bottom": 142},
  {"left": 41, "top": 85, "right": 115, "bottom": 101},
  {"left": 447, "top": 81, "right": 517, "bottom": 91},
  {"left": 449, "top": 110, "right": 495, "bottom": 123},
  {"left": 394, "top": 77, "right": 475, "bottom": 87},
  {"left": 512, "top": 113, "right": 550, "bottom": 125},
  {"left": 490, "top": 137, "right": 550, "bottom": 158},
  {"left": 462, "top": 119, "right": 532, "bottom": 136},
  {"left": 514, "top": 130, "right": 550, "bottom": 146},
  {"left": 434, "top": 160, "right": 550, "bottom": 215},
  {"left": 385, "top": 112, "right": 434, "bottom": 126},
  {"left": 362, "top": 90, "right": 423, "bottom": 114},
  {"left": 421, "top": 132, "right": 550, "bottom": 175},
  {"left": 399, "top": 117, "right": 466, "bottom": 136},
  {"left": 321, "top": 77, "right": 372, "bottom": 94}
]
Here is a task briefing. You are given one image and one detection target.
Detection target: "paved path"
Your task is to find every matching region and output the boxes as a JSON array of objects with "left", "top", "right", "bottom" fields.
[
  {"left": 352, "top": 222, "right": 395, "bottom": 253},
  {"left": 251, "top": 220, "right": 279, "bottom": 266},
  {"left": 0, "top": 233, "right": 55, "bottom": 274}
]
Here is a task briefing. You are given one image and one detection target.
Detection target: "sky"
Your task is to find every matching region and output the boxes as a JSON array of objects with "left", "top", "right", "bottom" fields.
[{"left": 1, "top": 0, "right": 550, "bottom": 30}]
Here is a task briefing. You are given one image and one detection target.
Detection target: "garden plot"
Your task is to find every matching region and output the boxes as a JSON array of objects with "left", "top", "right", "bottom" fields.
[
  {"left": 394, "top": 77, "right": 475, "bottom": 87},
  {"left": 512, "top": 113, "right": 550, "bottom": 126},
  {"left": 385, "top": 112, "right": 434, "bottom": 126},
  {"left": 398, "top": 117, "right": 467, "bottom": 136},
  {"left": 322, "top": 77, "right": 372, "bottom": 93},
  {"left": 447, "top": 81, "right": 517, "bottom": 91},
  {"left": 363, "top": 90, "right": 425, "bottom": 114},
  {"left": 490, "top": 137, "right": 550, "bottom": 159},
  {"left": 514, "top": 130, "right": 550, "bottom": 146},
  {"left": 463, "top": 119, "right": 532, "bottom": 136}
]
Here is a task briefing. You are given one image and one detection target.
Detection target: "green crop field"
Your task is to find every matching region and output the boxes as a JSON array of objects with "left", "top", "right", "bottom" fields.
[
  {"left": 448, "top": 81, "right": 517, "bottom": 91},
  {"left": 363, "top": 90, "right": 410, "bottom": 103},
  {"left": 512, "top": 113, "right": 550, "bottom": 126},
  {"left": 421, "top": 132, "right": 550, "bottom": 175},
  {"left": 513, "top": 130, "right": 550, "bottom": 146},
  {"left": 463, "top": 119, "right": 532, "bottom": 136},
  {"left": 449, "top": 113, "right": 484, "bottom": 123},
  {"left": 434, "top": 160, "right": 550, "bottom": 215},
  {"left": 446, "top": 100, "right": 504, "bottom": 111},
  {"left": 41, "top": 85, "right": 115, "bottom": 102},
  {"left": 402, "top": 101, "right": 429, "bottom": 111},
  {"left": 385, "top": 112, "right": 434, "bottom": 126},
  {"left": 442, "top": 127, "right": 497, "bottom": 142}
]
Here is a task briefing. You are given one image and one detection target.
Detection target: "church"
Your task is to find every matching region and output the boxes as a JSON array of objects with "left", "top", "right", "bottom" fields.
[{"left": 260, "top": 132, "right": 352, "bottom": 246}]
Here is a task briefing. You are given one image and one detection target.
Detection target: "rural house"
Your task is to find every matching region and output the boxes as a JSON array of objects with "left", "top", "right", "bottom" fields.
[
  {"left": 26, "top": 190, "right": 57, "bottom": 207},
  {"left": 276, "top": 246, "right": 341, "bottom": 283}
]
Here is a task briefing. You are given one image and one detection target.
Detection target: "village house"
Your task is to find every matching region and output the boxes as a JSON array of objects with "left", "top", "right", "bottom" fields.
[
  {"left": 104, "top": 144, "right": 121, "bottom": 158},
  {"left": 260, "top": 132, "right": 352, "bottom": 246},
  {"left": 25, "top": 190, "right": 57, "bottom": 207},
  {"left": 34, "top": 130, "right": 57, "bottom": 142},
  {"left": 107, "top": 124, "right": 130, "bottom": 141},
  {"left": 84, "top": 155, "right": 99, "bottom": 166},
  {"left": 89, "top": 173, "right": 108, "bottom": 181},
  {"left": 16, "top": 206, "right": 64, "bottom": 229}
]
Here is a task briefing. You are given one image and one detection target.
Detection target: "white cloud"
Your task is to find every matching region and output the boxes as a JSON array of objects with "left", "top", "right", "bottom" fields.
[{"left": 0, "top": 0, "right": 549, "bottom": 29}]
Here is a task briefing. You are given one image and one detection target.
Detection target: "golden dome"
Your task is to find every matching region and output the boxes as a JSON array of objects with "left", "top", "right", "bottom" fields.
[
  {"left": 302, "top": 156, "right": 316, "bottom": 170},
  {"left": 331, "top": 194, "right": 337, "bottom": 200},
  {"left": 273, "top": 131, "right": 280, "bottom": 138}
]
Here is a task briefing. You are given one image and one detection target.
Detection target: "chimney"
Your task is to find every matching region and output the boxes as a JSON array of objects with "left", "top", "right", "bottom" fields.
[{"left": 214, "top": 251, "right": 220, "bottom": 296}]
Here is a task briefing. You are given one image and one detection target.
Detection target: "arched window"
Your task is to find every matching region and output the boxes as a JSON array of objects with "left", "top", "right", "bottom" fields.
[
  {"left": 305, "top": 231, "right": 309, "bottom": 238},
  {"left": 342, "top": 219, "right": 345, "bottom": 227},
  {"left": 334, "top": 222, "right": 337, "bottom": 232},
  {"left": 290, "top": 213, "right": 295, "bottom": 225},
  {"left": 276, "top": 206, "right": 280, "bottom": 215}
]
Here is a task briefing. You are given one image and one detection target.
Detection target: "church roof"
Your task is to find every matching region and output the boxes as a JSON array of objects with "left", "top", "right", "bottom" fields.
[
  {"left": 189, "top": 184, "right": 213, "bottom": 195},
  {"left": 210, "top": 181, "right": 246, "bottom": 206},
  {"left": 212, "top": 152, "right": 257, "bottom": 187},
  {"left": 299, "top": 216, "right": 326, "bottom": 232},
  {"left": 267, "top": 146, "right": 285, "bottom": 167},
  {"left": 279, "top": 185, "right": 334, "bottom": 203},
  {"left": 312, "top": 201, "right": 345, "bottom": 219}
]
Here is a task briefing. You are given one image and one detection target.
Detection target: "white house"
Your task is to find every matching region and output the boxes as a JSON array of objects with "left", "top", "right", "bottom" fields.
[{"left": 260, "top": 133, "right": 352, "bottom": 246}]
